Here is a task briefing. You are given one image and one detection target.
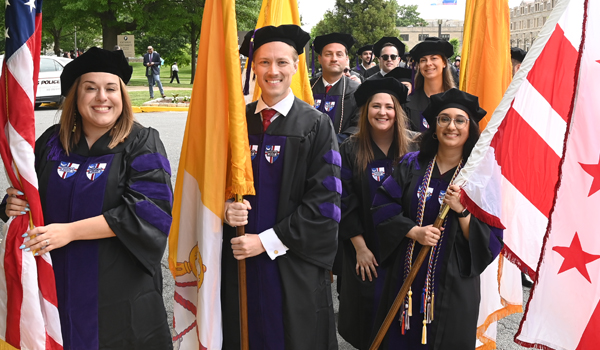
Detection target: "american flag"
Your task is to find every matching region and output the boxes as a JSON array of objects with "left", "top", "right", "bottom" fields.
[{"left": 0, "top": 0, "right": 63, "bottom": 349}]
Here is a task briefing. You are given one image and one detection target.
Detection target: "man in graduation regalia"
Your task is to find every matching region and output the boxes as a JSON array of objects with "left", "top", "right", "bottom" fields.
[
  {"left": 352, "top": 44, "right": 377, "bottom": 79},
  {"left": 310, "top": 33, "right": 361, "bottom": 144},
  {"left": 365, "top": 37, "right": 405, "bottom": 81},
  {"left": 222, "top": 25, "right": 341, "bottom": 350}
]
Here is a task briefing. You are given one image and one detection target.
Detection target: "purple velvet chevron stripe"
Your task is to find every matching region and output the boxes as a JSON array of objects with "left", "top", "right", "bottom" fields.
[
  {"left": 131, "top": 181, "right": 173, "bottom": 204},
  {"left": 323, "top": 176, "right": 342, "bottom": 195},
  {"left": 340, "top": 167, "right": 352, "bottom": 180},
  {"left": 46, "top": 132, "right": 64, "bottom": 161},
  {"left": 131, "top": 153, "right": 172, "bottom": 176},
  {"left": 381, "top": 176, "right": 402, "bottom": 199},
  {"left": 372, "top": 203, "right": 402, "bottom": 227},
  {"left": 323, "top": 150, "right": 341, "bottom": 167},
  {"left": 400, "top": 151, "right": 420, "bottom": 169},
  {"left": 319, "top": 202, "right": 341, "bottom": 223},
  {"left": 135, "top": 200, "right": 172, "bottom": 235},
  {"left": 489, "top": 226, "right": 504, "bottom": 258}
]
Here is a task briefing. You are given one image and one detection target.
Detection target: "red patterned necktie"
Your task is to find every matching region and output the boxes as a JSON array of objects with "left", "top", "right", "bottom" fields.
[
  {"left": 325, "top": 85, "right": 332, "bottom": 94},
  {"left": 262, "top": 109, "right": 277, "bottom": 132}
]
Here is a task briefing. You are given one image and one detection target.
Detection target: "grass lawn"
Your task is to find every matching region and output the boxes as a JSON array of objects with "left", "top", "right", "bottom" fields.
[
  {"left": 127, "top": 90, "right": 193, "bottom": 107},
  {"left": 129, "top": 62, "right": 194, "bottom": 88}
]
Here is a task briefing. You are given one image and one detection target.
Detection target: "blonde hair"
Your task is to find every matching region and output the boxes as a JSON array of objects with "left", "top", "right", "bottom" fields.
[
  {"left": 59, "top": 77, "right": 134, "bottom": 154},
  {"left": 353, "top": 94, "right": 411, "bottom": 172},
  {"left": 413, "top": 55, "right": 456, "bottom": 92}
]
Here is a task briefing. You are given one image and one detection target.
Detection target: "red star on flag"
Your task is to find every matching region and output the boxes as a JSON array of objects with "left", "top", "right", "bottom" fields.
[
  {"left": 580, "top": 155, "right": 600, "bottom": 197},
  {"left": 553, "top": 233, "right": 600, "bottom": 283}
]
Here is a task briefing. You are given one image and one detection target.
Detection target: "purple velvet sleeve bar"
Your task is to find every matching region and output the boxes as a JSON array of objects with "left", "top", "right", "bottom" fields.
[
  {"left": 135, "top": 200, "right": 172, "bottom": 236},
  {"left": 130, "top": 181, "right": 173, "bottom": 204},
  {"left": 319, "top": 202, "right": 341, "bottom": 223},
  {"left": 323, "top": 176, "right": 342, "bottom": 195},
  {"left": 323, "top": 150, "right": 342, "bottom": 167},
  {"left": 131, "top": 153, "right": 172, "bottom": 176}
]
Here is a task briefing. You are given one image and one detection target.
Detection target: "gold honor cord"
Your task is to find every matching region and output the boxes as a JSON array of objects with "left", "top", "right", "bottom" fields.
[{"left": 369, "top": 204, "right": 451, "bottom": 350}]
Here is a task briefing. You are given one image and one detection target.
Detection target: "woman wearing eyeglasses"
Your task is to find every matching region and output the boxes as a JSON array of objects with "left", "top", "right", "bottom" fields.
[
  {"left": 337, "top": 77, "right": 413, "bottom": 350},
  {"left": 371, "top": 89, "right": 503, "bottom": 349},
  {"left": 405, "top": 37, "right": 456, "bottom": 132}
]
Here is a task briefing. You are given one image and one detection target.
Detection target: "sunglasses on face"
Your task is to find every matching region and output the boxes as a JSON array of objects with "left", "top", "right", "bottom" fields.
[{"left": 381, "top": 54, "right": 399, "bottom": 61}]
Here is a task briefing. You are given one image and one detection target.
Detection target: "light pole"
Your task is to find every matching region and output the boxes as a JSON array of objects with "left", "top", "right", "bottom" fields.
[
  {"left": 74, "top": 26, "right": 78, "bottom": 56},
  {"left": 438, "top": 19, "right": 442, "bottom": 38}
]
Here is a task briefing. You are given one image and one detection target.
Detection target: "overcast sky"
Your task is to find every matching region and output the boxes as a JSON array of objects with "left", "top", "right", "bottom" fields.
[{"left": 300, "top": 0, "right": 526, "bottom": 32}]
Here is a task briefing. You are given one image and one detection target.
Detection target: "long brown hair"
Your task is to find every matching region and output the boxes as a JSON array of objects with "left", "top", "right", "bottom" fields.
[
  {"left": 59, "top": 77, "right": 134, "bottom": 155},
  {"left": 352, "top": 94, "right": 411, "bottom": 172},
  {"left": 413, "top": 55, "right": 456, "bottom": 92}
]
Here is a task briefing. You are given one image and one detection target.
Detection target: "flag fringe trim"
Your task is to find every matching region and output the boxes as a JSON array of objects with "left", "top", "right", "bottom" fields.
[
  {"left": 501, "top": 245, "right": 536, "bottom": 280},
  {"left": 476, "top": 254, "right": 523, "bottom": 348},
  {"left": 515, "top": 0, "right": 589, "bottom": 346},
  {"left": 460, "top": 192, "right": 506, "bottom": 229},
  {"left": 225, "top": 183, "right": 256, "bottom": 201},
  {"left": 0, "top": 339, "right": 18, "bottom": 350}
]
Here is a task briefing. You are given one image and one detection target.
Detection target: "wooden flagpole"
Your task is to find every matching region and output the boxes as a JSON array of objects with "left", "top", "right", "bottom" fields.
[
  {"left": 369, "top": 204, "right": 451, "bottom": 350},
  {"left": 235, "top": 194, "right": 250, "bottom": 350}
]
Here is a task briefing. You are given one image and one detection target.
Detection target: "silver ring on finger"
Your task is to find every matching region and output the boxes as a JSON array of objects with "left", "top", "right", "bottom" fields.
[{"left": 45, "top": 239, "right": 49, "bottom": 246}]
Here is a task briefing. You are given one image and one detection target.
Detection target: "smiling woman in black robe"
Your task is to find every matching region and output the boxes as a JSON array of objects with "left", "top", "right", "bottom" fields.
[
  {"left": 371, "top": 89, "right": 503, "bottom": 349},
  {"left": 2, "top": 48, "right": 173, "bottom": 350},
  {"left": 337, "top": 77, "right": 413, "bottom": 350}
]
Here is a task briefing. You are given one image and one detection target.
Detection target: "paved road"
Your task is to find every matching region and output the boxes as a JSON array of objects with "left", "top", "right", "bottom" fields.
[{"left": 0, "top": 108, "right": 529, "bottom": 349}]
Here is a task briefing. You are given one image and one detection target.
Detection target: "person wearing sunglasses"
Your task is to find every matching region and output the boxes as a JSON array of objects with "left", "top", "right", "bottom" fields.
[
  {"left": 311, "top": 33, "right": 361, "bottom": 145},
  {"left": 405, "top": 37, "right": 456, "bottom": 132},
  {"left": 365, "top": 37, "right": 405, "bottom": 81},
  {"left": 371, "top": 88, "right": 503, "bottom": 349}
]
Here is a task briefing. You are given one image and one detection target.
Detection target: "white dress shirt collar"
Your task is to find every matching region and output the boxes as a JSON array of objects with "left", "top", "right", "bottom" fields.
[{"left": 254, "top": 88, "right": 295, "bottom": 117}]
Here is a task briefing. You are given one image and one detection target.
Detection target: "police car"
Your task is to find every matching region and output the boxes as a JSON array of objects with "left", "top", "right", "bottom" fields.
[
  {"left": 0, "top": 55, "right": 72, "bottom": 107},
  {"left": 37, "top": 56, "right": 73, "bottom": 107}
]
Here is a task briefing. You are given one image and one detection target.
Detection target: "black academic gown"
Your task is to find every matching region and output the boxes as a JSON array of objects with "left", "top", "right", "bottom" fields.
[
  {"left": 365, "top": 71, "right": 385, "bottom": 81},
  {"left": 11, "top": 123, "right": 173, "bottom": 350},
  {"left": 338, "top": 137, "right": 397, "bottom": 350},
  {"left": 311, "top": 75, "right": 361, "bottom": 144},
  {"left": 221, "top": 97, "right": 340, "bottom": 350},
  {"left": 364, "top": 66, "right": 380, "bottom": 79},
  {"left": 405, "top": 89, "right": 432, "bottom": 132},
  {"left": 371, "top": 152, "right": 503, "bottom": 350}
]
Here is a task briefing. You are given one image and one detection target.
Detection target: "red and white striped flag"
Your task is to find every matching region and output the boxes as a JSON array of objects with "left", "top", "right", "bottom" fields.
[
  {"left": 0, "top": 1, "right": 63, "bottom": 349},
  {"left": 515, "top": 0, "right": 600, "bottom": 348},
  {"left": 452, "top": 0, "right": 591, "bottom": 348},
  {"left": 454, "top": 0, "right": 583, "bottom": 280}
]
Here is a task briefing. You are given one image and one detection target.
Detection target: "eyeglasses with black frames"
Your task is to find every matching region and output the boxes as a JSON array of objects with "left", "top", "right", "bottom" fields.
[{"left": 380, "top": 54, "right": 398, "bottom": 61}]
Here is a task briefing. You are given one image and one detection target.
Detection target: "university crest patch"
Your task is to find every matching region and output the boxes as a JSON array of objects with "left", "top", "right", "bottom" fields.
[
  {"left": 422, "top": 116, "right": 429, "bottom": 129},
  {"left": 86, "top": 163, "right": 107, "bottom": 181},
  {"left": 417, "top": 185, "right": 434, "bottom": 202},
  {"left": 314, "top": 99, "right": 322, "bottom": 109},
  {"left": 371, "top": 167, "right": 385, "bottom": 182},
  {"left": 57, "top": 162, "right": 80, "bottom": 179},
  {"left": 250, "top": 145, "right": 259, "bottom": 160},
  {"left": 264, "top": 145, "right": 281, "bottom": 164},
  {"left": 324, "top": 101, "right": 336, "bottom": 112},
  {"left": 439, "top": 190, "right": 446, "bottom": 204}
]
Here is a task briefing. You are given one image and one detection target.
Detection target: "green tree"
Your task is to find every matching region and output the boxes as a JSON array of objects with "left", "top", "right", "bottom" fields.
[
  {"left": 395, "top": 4, "right": 427, "bottom": 27},
  {"left": 236, "top": 0, "right": 262, "bottom": 31},
  {"left": 449, "top": 37, "right": 460, "bottom": 60},
  {"left": 312, "top": 0, "right": 400, "bottom": 59}
]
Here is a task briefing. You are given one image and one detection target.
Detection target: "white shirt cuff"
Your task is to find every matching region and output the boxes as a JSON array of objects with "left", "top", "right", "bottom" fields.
[{"left": 258, "top": 229, "right": 288, "bottom": 260}]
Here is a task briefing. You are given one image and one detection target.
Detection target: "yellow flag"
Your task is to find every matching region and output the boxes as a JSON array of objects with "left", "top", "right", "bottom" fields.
[
  {"left": 460, "top": 0, "right": 512, "bottom": 131},
  {"left": 168, "top": 0, "right": 254, "bottom": 347},
  {"left": 250, "top": 0, "right": 314, "bottom": 105}
]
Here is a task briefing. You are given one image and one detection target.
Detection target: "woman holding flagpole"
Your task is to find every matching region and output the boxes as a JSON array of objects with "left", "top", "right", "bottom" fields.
[
  {"left": 337, "top": 76, "right": 413, "bottom": 350},
  {"left": 405, "top": 37, "right": 456, "bottom": 133},
  {"left": 2, "top": 47, "right": 173, "bottom": 350},
  {"left": 371, "top": 88, "right": 503, "bottom": 349}
]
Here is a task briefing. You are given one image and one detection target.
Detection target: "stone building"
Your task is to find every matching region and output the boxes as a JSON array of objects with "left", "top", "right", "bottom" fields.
[
  {"left": 397, "top": 20, "right": 464, "bottom": 52},
  {"left": 510, "top": 0, "right": 558, "bottom": 50}
]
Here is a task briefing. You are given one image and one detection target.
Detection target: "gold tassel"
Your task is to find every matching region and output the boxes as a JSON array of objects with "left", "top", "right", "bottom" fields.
[
  {"left": 72, "top": 120, "right": 77, "bottom": 132},
  {"left": 422, "top": 319, "right": 427, "bottom": 344},
  {"left": 408, "top": 289, "right": 413, "bottom": 316}
]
